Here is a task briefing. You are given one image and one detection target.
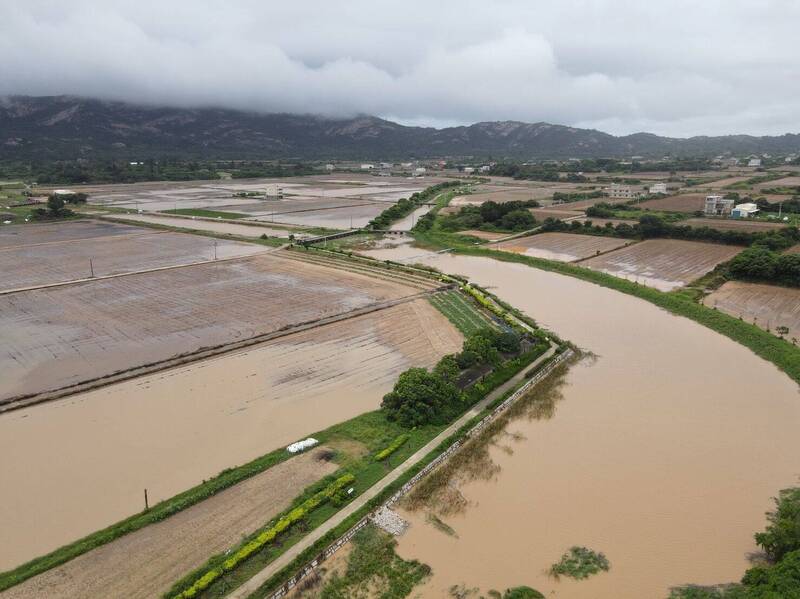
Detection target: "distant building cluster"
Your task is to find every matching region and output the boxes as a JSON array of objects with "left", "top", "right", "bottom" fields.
[{"left": 607, "top": 183, "right": 641, "bottom": 200}]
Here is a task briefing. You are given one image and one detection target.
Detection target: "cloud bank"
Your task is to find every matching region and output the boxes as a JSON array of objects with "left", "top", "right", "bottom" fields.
[{"left": 2, "top": 0, "right": 799, "bottom": 137}]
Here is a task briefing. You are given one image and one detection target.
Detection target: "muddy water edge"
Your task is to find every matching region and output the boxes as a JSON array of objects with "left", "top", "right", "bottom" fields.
[{"left": 364, "top": 244, "right": 800, "bottom": 599}]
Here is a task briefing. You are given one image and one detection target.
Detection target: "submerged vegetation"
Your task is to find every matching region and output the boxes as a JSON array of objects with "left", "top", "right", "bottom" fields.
[
  {"left": 318, "top": 526, "right": 430, "bottom": 599},
  {"left": 549, "top": 546, "right": 611, "bottom": 580}
]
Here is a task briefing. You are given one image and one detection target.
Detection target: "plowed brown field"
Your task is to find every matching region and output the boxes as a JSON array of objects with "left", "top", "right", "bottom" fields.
[
  {"left": 0, "top": 252, "right": 432, "bottom": 402},
  {"left": 581, "top": 239, "right": 742, "bottom": 290},
  {"left": 498, "top": 233, "right": 631, "bottom": 262},
  {"left": 704, "top": 281, "right": 800, "bottom": 340},
  {"left": 637, "top": 194, "right": 707, "bottom": 212}
]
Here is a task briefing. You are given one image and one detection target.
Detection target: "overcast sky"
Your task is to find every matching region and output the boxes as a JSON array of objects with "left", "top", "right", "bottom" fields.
[{"left": 2, "top": 1, "right": 798, "bottom": 137}]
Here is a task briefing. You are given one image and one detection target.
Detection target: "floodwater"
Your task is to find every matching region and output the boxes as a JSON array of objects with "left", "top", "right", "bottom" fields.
[
  {"left": 366, "top": 245, "right": 800, "bottom": 599},
  {"left": 0, "top": 300, "right": 461, "bottom": 570},
  {"left": 390, "top": 206, "right": 432, "bottom": 232},
  {"left": 109, "top": 213, "right": 296, "bottom": 238}
]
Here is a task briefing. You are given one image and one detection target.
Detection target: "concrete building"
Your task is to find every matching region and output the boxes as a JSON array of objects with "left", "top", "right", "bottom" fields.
[
  {"left": 649, "top": 183, "right": 668, "bottom": 195},
  {"left": 463, "top": 167, "right": 475, "bottom": 174},
  {"left": 705, "top": 195, "right": 734, "bottom": 216},
  {"left": 414, "top": 167, "right": 427, "bottom": 176},
  {"left": 748, "top": 158, "right": 762, "bottom": 167},
  {"left": 479, "top": 165, "right": 492, "bottom": 173},
  {"left": 361, "top": 164, "right": 374, "bottom": 170},
  {"left": 732, "top": 202, "right": 759, "bottom": 218},
  {"left": 607, "top": 183, "right": 640, "bottom": 199},
  {"left": 325, "top": 164, "right": 335, "bottom": 171}
]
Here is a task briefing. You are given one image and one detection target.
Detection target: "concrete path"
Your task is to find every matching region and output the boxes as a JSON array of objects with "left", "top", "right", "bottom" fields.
[{"left": 227, "top": 341, "right": 557, "bottom": 599}]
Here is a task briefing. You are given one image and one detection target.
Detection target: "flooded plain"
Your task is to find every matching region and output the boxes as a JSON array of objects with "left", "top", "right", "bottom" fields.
[
  {"left": 366, "top": 245, "right": 800, "bottom": 599},
  {"left": 0, "top": 299, "right": 461, "bottom": 570}
]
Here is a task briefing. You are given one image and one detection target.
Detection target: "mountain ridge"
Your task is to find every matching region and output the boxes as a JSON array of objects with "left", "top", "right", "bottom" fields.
[{"left": 2, "top": 95, "right": 799, "bottom": 161}]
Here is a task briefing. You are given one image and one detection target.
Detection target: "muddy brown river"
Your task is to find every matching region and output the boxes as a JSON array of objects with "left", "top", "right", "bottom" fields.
[{"left": 366, "top": 244, "right": 800, "bottom": 599}]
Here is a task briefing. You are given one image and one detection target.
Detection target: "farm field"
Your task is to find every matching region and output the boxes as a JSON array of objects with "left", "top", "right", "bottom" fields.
[
  {"left": 0, "top": 222, "right": 266, "bottom": 291},
  {"left": 637, "top": 193, "right": 707, "bottom": 212},
  {"left": 0, "top": 220, "right": 143, "bottom": 248},
  {"left": 0, "top": 297, "right": 462, "bottom": 569},
  {"left": 704, "top": 281, "right": 800, "bottom": 340},
  {"left": 2, "top": 449, "right": 337, "bottom": 599},
  {"left": 78, "top": 175, "right": 437, "bottom": 214},
  {"left": 706, "top": 176, "right": 752, "bottom": 189},
  {"left": 0, "top": 252, "right": 436, "bottom": 402},
  {"left": 255, "top": 202, "right": 388, "bottom": 229},
  {"left": 681, "top": 217, "right": 787, "bottom": 232},
  {"left": 754, "top": 175, "right": 800, "bottom": 191},
  {"left": 581, "top": 239, "right": 743, "bottom": 290},
  {"left": 497, "top": 232, "right": 631, "bottom": 262},
  {"left": 106, "top": 213, "right": 302, "bottom": 238},
  {"left": 428, "top": 290, "right": 497, "bottom": 334}
]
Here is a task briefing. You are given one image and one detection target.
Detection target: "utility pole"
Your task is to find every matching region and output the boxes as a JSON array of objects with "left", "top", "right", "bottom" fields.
[
  {"left": 89, "top": 258, "right": 94, "bottom": 278},
  {"left": 144, "top": 488, "right": 149, "bottom": 511},
  {"left": 213, "top": 240, "right": 217, "bottom": 261}
]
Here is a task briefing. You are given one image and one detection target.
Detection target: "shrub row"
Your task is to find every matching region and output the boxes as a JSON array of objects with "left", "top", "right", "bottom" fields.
[
  {"left": 367, "top": 181, "right": 461, "bottom": 230},
  {"left": 374, "top": 434, "right": 410, "bottom": 461},
  {"left": 172, "top": 473, "right": 355, "bottom": 599}
]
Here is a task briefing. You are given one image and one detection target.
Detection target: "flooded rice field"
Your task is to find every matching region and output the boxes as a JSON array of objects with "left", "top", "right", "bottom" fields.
[
  {"left": 0, "top": 298, "right": 462, "bottom": 570},
  {"left": 497, "top": 232, "right": 631, "bottom": 262},
  {"left": 1, "top": 252, "right": 428, "bottom": 402},
  {"left": 365, "top": 244, "right": 800, "bottom": 599},
  {"left": 108, "top": 213, "right": 301, "bottom": 238},
  {"left": 0, "top": 224, "right": 265, "bottom": 291},
  {"left": 704, "top": 281, "right": 800, "bottom": 341},
  {"left": 580, "top": 239, "right": 742, "bottom": 291}
]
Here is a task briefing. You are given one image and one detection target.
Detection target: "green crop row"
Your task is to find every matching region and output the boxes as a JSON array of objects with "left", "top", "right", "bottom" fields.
[
  {"left": 171, "top": 473, "right": 355, "bottom": 599},
  {"left": 375, "top": 434, "right": 410, "bottom": 461}
]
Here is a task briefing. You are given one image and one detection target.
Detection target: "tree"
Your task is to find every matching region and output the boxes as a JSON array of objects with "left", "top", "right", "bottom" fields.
[
  {"left": 499, "top": 209, "right": 535, "bottom": 231},
  {"left": 381, "top": 367, "right": 461, "bottom": 427},
  {"left": 47, "top": 194, "right": 65, "bottom": 214}
]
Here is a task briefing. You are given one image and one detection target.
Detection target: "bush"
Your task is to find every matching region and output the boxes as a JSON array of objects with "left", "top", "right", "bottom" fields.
[
  {"left": 381, "top": 367, "right": 462, "bottom": 427},
  {"left": 374, "top": 434, "right": 410, "bottom": 461},
  {"left": 549, "top": 546, "right": 610, "bottom": 580}
]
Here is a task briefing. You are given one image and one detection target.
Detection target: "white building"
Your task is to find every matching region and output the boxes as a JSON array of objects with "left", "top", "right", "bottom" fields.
[
  {"left": 463, "top": 167, "right": 475, "bottom": 174},
  {"left": 704, "top": 195, "right": 734, "bottom": 216},
  {"left": 607, "top": 183, "right": 639, "bottom": 199},
  {"left": 361, "top": 164, "right": 375, "bottom": 170},
  {"left": 414, "top": 167, "right": 427, "bottom": 175},
  {"left": 732, "top": 202, "right": 759, "bottom": 218},
  {"left": 748, "top": 158, "right": 762, "bottom": 167},
  {"left": 479, "top": 165, "right": 492, "bottom": 173},
  {"left": 325, "top": 164, "right": 335, "bottom": 171},
  {"left": 649, "top": 183, "right": 668, "bottom": 195},
  {"left": 380, "top": 162, "right": 393, "bottom": 169}
]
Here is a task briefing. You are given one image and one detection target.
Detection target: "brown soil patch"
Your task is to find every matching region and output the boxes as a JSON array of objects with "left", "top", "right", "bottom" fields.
[
  {"left": 704, "top": 281, "right": 800, "bottom": 340},
  {"left": 581, "top": 239, "right": 742, "bottom": 290},
  {"left": 498, "top": 233, "right": 630, "bottom": 262},
  {"left": 637, "top": 193, "right": 707, "bottom": 213},
  {"left": 2, "top": 449, "right": 337, "bottom": 599}
]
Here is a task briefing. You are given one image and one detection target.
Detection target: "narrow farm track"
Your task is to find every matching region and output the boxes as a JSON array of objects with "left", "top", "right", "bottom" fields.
[{"left": 226, "top": 343, "right": 558, "bottom": 599}]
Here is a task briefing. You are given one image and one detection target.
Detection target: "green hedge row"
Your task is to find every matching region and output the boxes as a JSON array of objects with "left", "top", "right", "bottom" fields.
[
  {"left": 171, "top": 473, "right": 355, "bottom": 599},
  {"left": 375, "top": 434, "right": 410, "bottom": 461}
]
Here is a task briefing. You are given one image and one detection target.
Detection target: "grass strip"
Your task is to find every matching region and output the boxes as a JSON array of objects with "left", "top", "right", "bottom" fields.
[{"left": 163, "top": 208, "right": 248, "bottom": 219}]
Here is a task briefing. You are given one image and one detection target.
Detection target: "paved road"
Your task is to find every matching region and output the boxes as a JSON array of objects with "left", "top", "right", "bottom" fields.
[{"left": 228, "top": 342, "right": 557, "bottom": 599}]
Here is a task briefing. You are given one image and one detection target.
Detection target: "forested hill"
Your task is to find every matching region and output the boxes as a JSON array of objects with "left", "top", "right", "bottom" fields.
[{"left": 2, "top": 95, "right": 800, "bottom": 161}]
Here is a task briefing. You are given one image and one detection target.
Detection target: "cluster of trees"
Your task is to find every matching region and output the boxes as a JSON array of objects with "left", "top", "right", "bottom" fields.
[
  {"left": 541, "top": 213, "right": 800, "bottom": 249},
  {"left": 32, "top": 195, "right": 75, "bottom": 220},
  {"left": 368, "top": 181, "right": 460, "bottom": 230},
  {"left": 489, "top": 158, "right": 717, "bottom": 180},
  {"left": 671, "top": 487, "right": 800, "bottom": 598},
  {"left": 727, "top": 247, "right": 800, "bottom": 287},
  {"left": 0, "top": 159, "right": 315, "bottom": 185},
  {"left": 755, "top": 197, "right": 800, "bottom": 214},
  {"left": 488, "top": 163, "right": 586, "bottom": 182},
  {"left": 381, "top": 328, "right": 521, "bottom": 427},
  {"left": 552, "top": 190, "right": 605, "bottom": 203},
  {"left": 439, "top": 200, "right": 538, "bottom": 232}
]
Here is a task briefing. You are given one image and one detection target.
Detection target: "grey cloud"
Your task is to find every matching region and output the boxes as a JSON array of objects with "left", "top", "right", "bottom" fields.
[{"left": 1, "top": 0, "right": 798, "bottom": 136}]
